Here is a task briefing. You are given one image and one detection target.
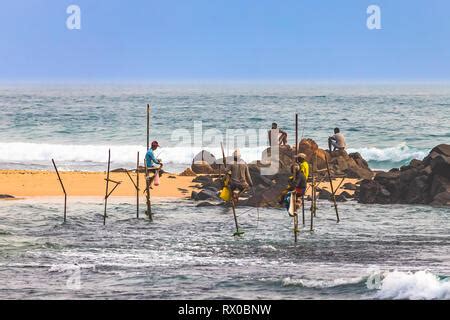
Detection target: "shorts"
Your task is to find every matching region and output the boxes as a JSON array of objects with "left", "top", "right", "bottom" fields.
[{"left": 295, "top": 187, "right": 306, "bottom": 196}]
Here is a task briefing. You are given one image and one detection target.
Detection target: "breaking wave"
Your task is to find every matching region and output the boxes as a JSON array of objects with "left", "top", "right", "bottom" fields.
[
  {"left": 282, "top": 270, "right": 450, "bottom": 300},
  {"left": 0, "top": 142, "right": 429, "bottom": 171},
  {"left": 375, "top": 270, "right": 450, "bottom": 300},
  {"left": 347, "top": 143, "right": 428, "bottom": 169}
]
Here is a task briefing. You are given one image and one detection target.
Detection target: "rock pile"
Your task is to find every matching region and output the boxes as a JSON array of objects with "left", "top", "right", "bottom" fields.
[{"left": 358, "top": 144, "right": 450, "bottom": 206}]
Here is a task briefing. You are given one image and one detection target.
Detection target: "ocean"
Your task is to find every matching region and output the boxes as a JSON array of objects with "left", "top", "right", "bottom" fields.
[
  {"left": 0, "top": 198, "right": 449, "bottom": 299},
  {"left": 0, "top": 83, "right": 449, "bottom": 300},
  {"left": 1, "top": 83, "right": 449, "bottom": 172}
]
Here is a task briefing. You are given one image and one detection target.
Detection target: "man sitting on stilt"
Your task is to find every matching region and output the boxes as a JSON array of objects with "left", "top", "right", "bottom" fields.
[
  {"left": 145, "top": 140, "right": 163, "bottom": 188},
  {"left": 227, "top": 149, "right": 253, "bottom": 205}
]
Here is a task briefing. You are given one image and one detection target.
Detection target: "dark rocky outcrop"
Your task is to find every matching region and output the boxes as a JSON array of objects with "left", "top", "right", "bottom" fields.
[
  {"left": 0, "top": 194, "right": 15, "bottom": 199},
  {"left": 358, "top": 144, "right": 450, "bottom": 206},
  {"left": 187, "top": 139, "right": 374, "bottom": 207},
  {"left": 191, "top": 189, "right": 220, "bottom": 201}
]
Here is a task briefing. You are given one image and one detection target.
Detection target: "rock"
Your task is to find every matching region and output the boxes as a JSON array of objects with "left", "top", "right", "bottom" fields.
[
  {"left": 196, "top": 201, "right": 223, "bottom": 207},
  {"left": 335, "top": 194, "right": 347, "bottom": 202},
  {"left": 261, "top": 145, "right": 295, "bottom": 171},
  {"left": 349, "top": 152, "right": 370, "bottom": 169},
  {"left": 358, "top": 144, "right": 449, "bottom": 206},
  {"left": 194, "top": 189, "right": 220, "bottom": 201},
  {"left": 318, "top": 189, "right": 332, "bottom": 200},
  {"left": 342, "top": 182, "right": 357, "bottom": 190},
  {"left": 248, "top": 164, "right": 274, "bottom": 187},
  {"left": 340, "top": 191, "right": 354, "bottom": 199},
  {"left": 358, "top": 180, "right": 390, "bottom": 204},
  {"left": 0, "top": 194, "right": 15, "bottom": 199},
  {"left": 409, "top": 159, "right": 423, "bottom": 168},
  {"left": 430, "top": 144, "right": 450, "bottom": 157},
  {"left": 190, "top": 191, "right": 198, "bottom": 200},
  {"left": 179, "top": 168, "right": 197, "bottom": 176},
  {"left": 419, "top": 165, "right": 432, "bottom": 176},
  {"left": 191, "top": 161, "right": 215, "bottom": 174},
  {"left": 430, "top": 192, "right": 450, "bottom": 206},
  {"left": 192, "top": 150, "right": 216, "bottom": 165},
  {"left": 111, "top": 168, "right": 129, "bottom": 173},
  {"left": 430, "top": 175, "right": 449, "bottom": 198},
  {"left": 192, "top": 175, "right": 213, "bottom": 184},
  {"left": 168, "top": 175, "right": 177, "bottom": 179},
  {"left": 430, "top": 154, "right": 450, "bottom": 179},
  {"left": 375, "top": 171, "right": 400, "bottom": 183},
  {"left": 345, "top": 166, "right": 374, "bottom": 180}
]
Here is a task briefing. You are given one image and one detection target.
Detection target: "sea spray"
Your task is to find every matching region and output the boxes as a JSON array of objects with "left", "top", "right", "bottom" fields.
[
  {"left": 375, "top": 270, "right": 450, "bottom": 300},
  {"left": 0, "top": 142, "right": 428, "bottom": 172}
]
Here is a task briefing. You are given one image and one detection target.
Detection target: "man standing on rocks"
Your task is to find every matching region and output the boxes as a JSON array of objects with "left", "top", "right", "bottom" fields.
[
  {"left": 227, "top": 149, "right": 253, "bottom": 204},
  {"left": 328, "top": 128, "right": 347, "bottom": 152}
]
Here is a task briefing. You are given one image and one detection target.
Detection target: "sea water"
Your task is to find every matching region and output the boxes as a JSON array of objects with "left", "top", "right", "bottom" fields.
[
  {"left": 0, "top": 83, "right": 449, "bottom": 172},
  {"left": 0, "top": 83, "right": 449, "bottom": 300},
  {"left": 0, "top": 198, "right": 449, "bottom": 299}
]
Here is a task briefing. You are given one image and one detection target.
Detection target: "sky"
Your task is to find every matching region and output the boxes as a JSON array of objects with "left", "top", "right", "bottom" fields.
[{"left": 0, "top": 0, "right": 449, "bottom": 82}]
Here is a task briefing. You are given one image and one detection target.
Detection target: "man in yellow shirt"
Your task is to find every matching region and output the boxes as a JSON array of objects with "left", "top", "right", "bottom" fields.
[{"left": 295, "top": 153, "right": 309, "bottom": 182}]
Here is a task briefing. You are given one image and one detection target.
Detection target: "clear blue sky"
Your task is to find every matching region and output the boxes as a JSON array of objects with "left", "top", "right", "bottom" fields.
[{"left": 1, "top": 0, "right": 449, "bottom": 82}]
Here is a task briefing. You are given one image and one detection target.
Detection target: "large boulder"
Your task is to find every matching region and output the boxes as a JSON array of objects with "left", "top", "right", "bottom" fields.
[
  {"left": 358, "top": 180, "right": 392, "bottom": 204},
  {"left": 191, "top": 161, "right": 215, "bottom": 174},
  {"left": 430, "top": 154, "right": 450, "bottom": 179},
  {"left": 192, "top": 150, "right": 216, "bottom": 165},
  {"left": 261, "top": 145, "right": 295, "bottom": 172}
]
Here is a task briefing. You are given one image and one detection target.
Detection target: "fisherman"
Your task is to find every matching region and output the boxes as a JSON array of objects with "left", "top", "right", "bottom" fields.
[
  {"left": 280, "top": 153, "right": 309, "bottom": 214},
  {"left": 294, "top": 153, "right": 309, "bottom": 181},
  {"left": 226, "top": 149, "right": 253, "bottom": 204},
  {"left": 328, "top": 128, "right": 347, "bottom": 152},
  {"left": 145, "top": 140, "right": 163, "bottom": 188},
  {"left": 268, "top": 122, "right": 288, "bottom": 146}
]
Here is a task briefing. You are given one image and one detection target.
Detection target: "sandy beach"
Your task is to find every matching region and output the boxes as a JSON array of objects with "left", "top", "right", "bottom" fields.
[{"left": 0, "top": 169, "right": 358, "bottom": 199}]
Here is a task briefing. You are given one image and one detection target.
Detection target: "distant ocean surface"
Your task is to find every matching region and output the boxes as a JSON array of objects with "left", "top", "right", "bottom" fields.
[{"left": 0, "top": 83, "right": 449, "bottom": 172}]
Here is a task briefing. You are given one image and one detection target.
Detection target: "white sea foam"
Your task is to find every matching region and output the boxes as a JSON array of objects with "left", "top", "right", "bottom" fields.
[
  {"left": 0, "top": 142, "right": 266, "bottom": 166},
  {"left": 282, "top": 276, "right": 365, "bottom": 288},
  {"left": 348, "top": 143, "right": 428, "bottom": 164},
  {"left": 375, "top": 270, "right": 450, "bottom": 300},
  {"left": 0, "top": 141, "right": 428, "bottom": 170}
]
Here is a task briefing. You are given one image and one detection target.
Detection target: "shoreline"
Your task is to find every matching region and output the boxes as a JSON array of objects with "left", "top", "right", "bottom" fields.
[{"left": 0, "top": 170, "right": 358, "bottom": 200}]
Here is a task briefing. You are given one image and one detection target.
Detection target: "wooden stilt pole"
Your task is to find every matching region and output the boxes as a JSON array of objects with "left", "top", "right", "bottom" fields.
[
  {"left": 313, "top": 153, "right": 318, "bottom": 218},
  {"left": 147, "top": 104, "right": 150, "bottom": 151},
  {"left": 231, "top": 200, "right": 244, "bottom": 237},
  {"left": 124, "top": 152, "right": 140, "bottom": 219},
  {"left": 104, "top": 149, "right": 111, "bottom": 225},
  {"left": 52, "top": 159, "right": 67, "bottom": 223},
  {"left": 144, "top": 159, "right": 152, "bottom": 221},
  {"left": 136, "top": 152, "right": 139, "bottom": 219},
  {"left": 325, "top": 154, "right": 340, "bottom": 223},
  {"left": 293, "top": 113, "right": 299, "bottom": 242},
  {"left": 302, "top": 195, "right": 305, "bottom": 226},
  {"left": 310, "top": 153, "right": 315, "bottom": 232}
]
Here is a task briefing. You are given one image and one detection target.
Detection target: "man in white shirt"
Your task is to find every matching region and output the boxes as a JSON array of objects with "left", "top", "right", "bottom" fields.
[{"left": 328, "top": 128, "right": 347, "bottom": 152}]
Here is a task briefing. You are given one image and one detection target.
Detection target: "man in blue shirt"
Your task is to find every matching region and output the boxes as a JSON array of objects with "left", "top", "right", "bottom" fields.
[
  {"left": 146, "top": 141, "right": 161, "bottom": 168},
  {"left": 145, "top": 141, "right": 163, "bottom": 188}
]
